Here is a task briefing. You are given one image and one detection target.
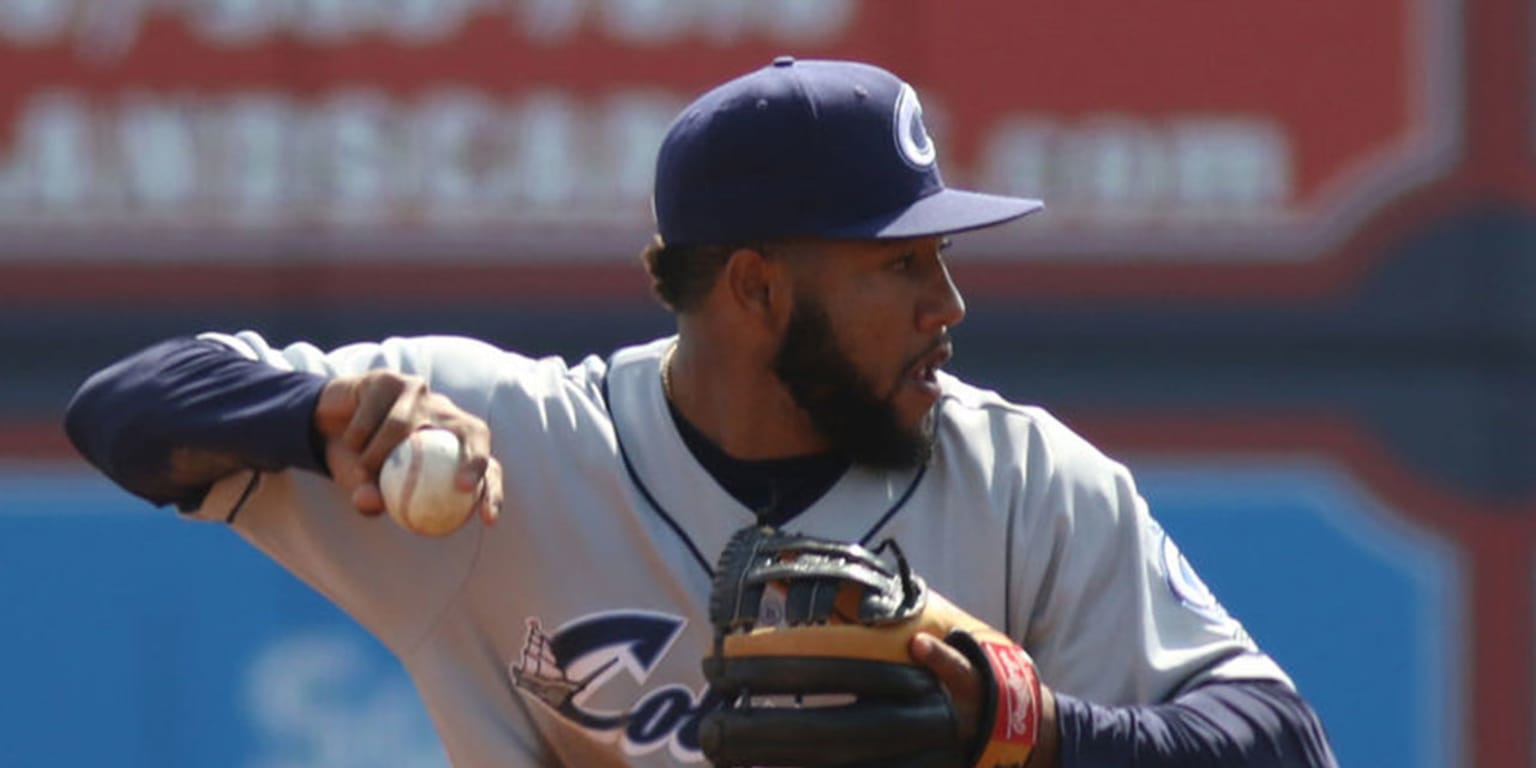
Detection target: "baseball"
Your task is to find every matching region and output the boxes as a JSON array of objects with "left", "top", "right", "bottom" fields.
[{"left": 379, "top": 427, "right": 479, "bottom": 536}]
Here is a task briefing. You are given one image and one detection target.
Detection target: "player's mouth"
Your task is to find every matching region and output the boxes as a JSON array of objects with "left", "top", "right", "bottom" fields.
[{"left": 904, "top": 341, "right": 952, "bottom": 402}]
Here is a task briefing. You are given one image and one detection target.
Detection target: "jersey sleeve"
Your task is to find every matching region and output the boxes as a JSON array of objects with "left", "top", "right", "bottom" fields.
[
  {"left": 63, "top": 335, "right": 329, "bottom": 510},
  {"left": 185, "top": 330, "right": 582, "bottom": 656},
  {"left": 1011, "top": 410, "right": 1291, "bottom": 705},
  {"left": 1055, "top": 679, "right": 1339, "bottom": 767}
]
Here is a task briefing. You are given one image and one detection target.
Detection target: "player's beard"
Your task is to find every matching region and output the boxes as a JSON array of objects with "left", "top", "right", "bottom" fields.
[{"left": 771, "top": 297, "right": 936, "bottom": 470}]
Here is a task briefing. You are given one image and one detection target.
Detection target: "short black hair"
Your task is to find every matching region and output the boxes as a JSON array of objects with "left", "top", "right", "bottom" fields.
[{"left": 639, "top": 236, "right": 739, "bottom": 313}]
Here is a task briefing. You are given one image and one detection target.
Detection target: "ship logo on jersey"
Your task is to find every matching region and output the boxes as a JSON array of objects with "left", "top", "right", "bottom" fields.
[{"left": 509, "top": 611, "right": 727, "bottom": 762}]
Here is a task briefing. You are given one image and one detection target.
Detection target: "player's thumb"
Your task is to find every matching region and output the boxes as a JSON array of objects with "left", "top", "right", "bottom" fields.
[
  {"left": 313, "top": 377, "right": 361, "bottom": 438},
  {"left": 910, "top": 632, "right": 981, "bottom": 745},
  {"left": 312, "top": 379, "right": 384, "bottom": 515}
]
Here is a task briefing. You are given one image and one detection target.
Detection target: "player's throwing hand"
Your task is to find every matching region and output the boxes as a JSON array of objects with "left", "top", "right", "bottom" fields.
[{"left": 313, "top": 369, "right": 502, "bottom": 526}]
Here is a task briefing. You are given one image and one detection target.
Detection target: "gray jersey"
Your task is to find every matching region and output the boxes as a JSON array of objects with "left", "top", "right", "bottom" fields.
[{"left": 190, "top": 331, "right": 1290, "bottom": 767}]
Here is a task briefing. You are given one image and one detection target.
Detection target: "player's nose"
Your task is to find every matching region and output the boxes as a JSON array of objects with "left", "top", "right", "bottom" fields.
[{"left": 919, "top": 263, "right": 966, "bottom": 332}]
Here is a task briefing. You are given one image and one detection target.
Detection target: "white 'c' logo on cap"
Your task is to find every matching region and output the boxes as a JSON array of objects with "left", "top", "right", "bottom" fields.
[{"left": 893, "top": 83, "right": 936, "bottom": 169}]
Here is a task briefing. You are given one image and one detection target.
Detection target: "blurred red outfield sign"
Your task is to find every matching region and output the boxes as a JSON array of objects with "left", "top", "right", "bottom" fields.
[{"left": 0, "top": 0, "right": 1461, "bottom": 267}]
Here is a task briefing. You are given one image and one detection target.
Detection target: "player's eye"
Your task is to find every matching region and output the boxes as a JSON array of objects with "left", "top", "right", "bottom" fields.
[{"left": 888, "top": 253, "right": 916, "bottom": 272}]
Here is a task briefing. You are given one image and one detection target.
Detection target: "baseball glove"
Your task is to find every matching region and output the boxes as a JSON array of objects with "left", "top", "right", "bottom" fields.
[{"left": 699, "top": 525, "right": 1042, "bottom": 768}]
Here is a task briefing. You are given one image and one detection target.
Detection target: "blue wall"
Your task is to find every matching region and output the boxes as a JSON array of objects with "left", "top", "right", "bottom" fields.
[
  {"left": 0, "top": 461, "right": 1459, "bottom": 767},
  {"left": 0, "top": 473, "right": 445, "bottom": 768},
  {"left": 1137, "top": 461, "right": 1460, "bottom": 768}
]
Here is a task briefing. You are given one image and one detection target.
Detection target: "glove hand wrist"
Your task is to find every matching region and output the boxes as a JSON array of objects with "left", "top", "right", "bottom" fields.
[
  {"left": 1027, "top": 685, "right": 1059, "bottom": 768},
  {"left": 945, "top": 629, "right": 1046, "bottom": 768}
]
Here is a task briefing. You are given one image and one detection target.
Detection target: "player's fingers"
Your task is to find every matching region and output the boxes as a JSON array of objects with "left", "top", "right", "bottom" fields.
[
  {"left": 351, "top": 483, "right": 386, "bottom": 516},
  {"left": 454, "top": 417, "right": 493, "bottom": 488},
  {"left": 910, "top": 632, "right": 980, "bottom": 742},
  {"left": 431, "top": 395, "right": 500, "bottom": 524},
  {"left": 316, "top": 378, "right": 376, "bottom": 501},
  {"left": 345, "top": 372, "right": 418, "bottom": 455},
  {"left": 475, "top": 482, "right": 497, "bottom": 527},
  {"left": 313, "top": 377, "right": 361, "bottom": 438},
  {"left": 354, "top": 376, "right": 428, "bottom": 479},
  {"left": 455, "top": 451, "right": 488, "bottom": 492},
  {"left": 477, "top": 457, "right": 503, "bottom": 526},
  {"left": 910, "top": 632, "right": 972, "bottom": 686}
]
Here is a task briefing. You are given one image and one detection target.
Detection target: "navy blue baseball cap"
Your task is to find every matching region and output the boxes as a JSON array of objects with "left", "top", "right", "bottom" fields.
[{"left": 652, "top": 57, "right": 1043, "bottom": 248}]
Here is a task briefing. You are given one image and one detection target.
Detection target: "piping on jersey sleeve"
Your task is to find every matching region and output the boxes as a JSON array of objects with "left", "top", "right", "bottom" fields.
[{"left": 223, "top": 471, "right": 264, "bottom": 523}]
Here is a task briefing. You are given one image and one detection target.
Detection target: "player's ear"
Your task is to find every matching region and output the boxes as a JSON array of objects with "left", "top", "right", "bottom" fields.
[{"left": 723, "top": 246, "right": 791, "bottom": 330}]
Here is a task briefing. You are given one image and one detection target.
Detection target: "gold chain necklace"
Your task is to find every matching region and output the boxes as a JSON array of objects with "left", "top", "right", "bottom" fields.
[{"left": 660, "top": 343, "right": 677, "bottom": 401}]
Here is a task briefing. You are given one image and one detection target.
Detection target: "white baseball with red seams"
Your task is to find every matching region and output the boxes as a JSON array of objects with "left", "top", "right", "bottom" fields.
[{"left": 379, "top": 427, "right": 478, "bottom": 536}]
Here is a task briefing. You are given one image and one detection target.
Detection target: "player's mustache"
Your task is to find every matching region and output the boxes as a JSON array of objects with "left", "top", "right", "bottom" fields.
[{"left": 905, "top": 333, "right": 954, "bottom": 374}]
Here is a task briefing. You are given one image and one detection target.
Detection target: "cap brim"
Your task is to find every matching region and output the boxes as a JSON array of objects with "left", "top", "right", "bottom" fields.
[{"left": 818, "top": 188, "right": 1044, "bottom": 240}]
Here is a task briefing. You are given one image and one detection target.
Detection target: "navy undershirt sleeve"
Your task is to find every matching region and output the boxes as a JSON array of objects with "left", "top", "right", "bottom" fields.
[
  {"left": 1055, "top": 678, "right": 1338, "bottom": 767},
  {"left": 64, "top": 336, "right": 329, "bottom": 510}
]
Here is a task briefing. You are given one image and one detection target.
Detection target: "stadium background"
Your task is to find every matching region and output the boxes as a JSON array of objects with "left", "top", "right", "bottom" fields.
[{"left": 0, "top": 1, "right": 1531, "bottom": 765}]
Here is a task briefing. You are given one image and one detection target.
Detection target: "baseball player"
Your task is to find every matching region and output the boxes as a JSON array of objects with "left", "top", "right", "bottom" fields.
[{"left": 66, "top": 58, "right": 1337, "bottom": 766}]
